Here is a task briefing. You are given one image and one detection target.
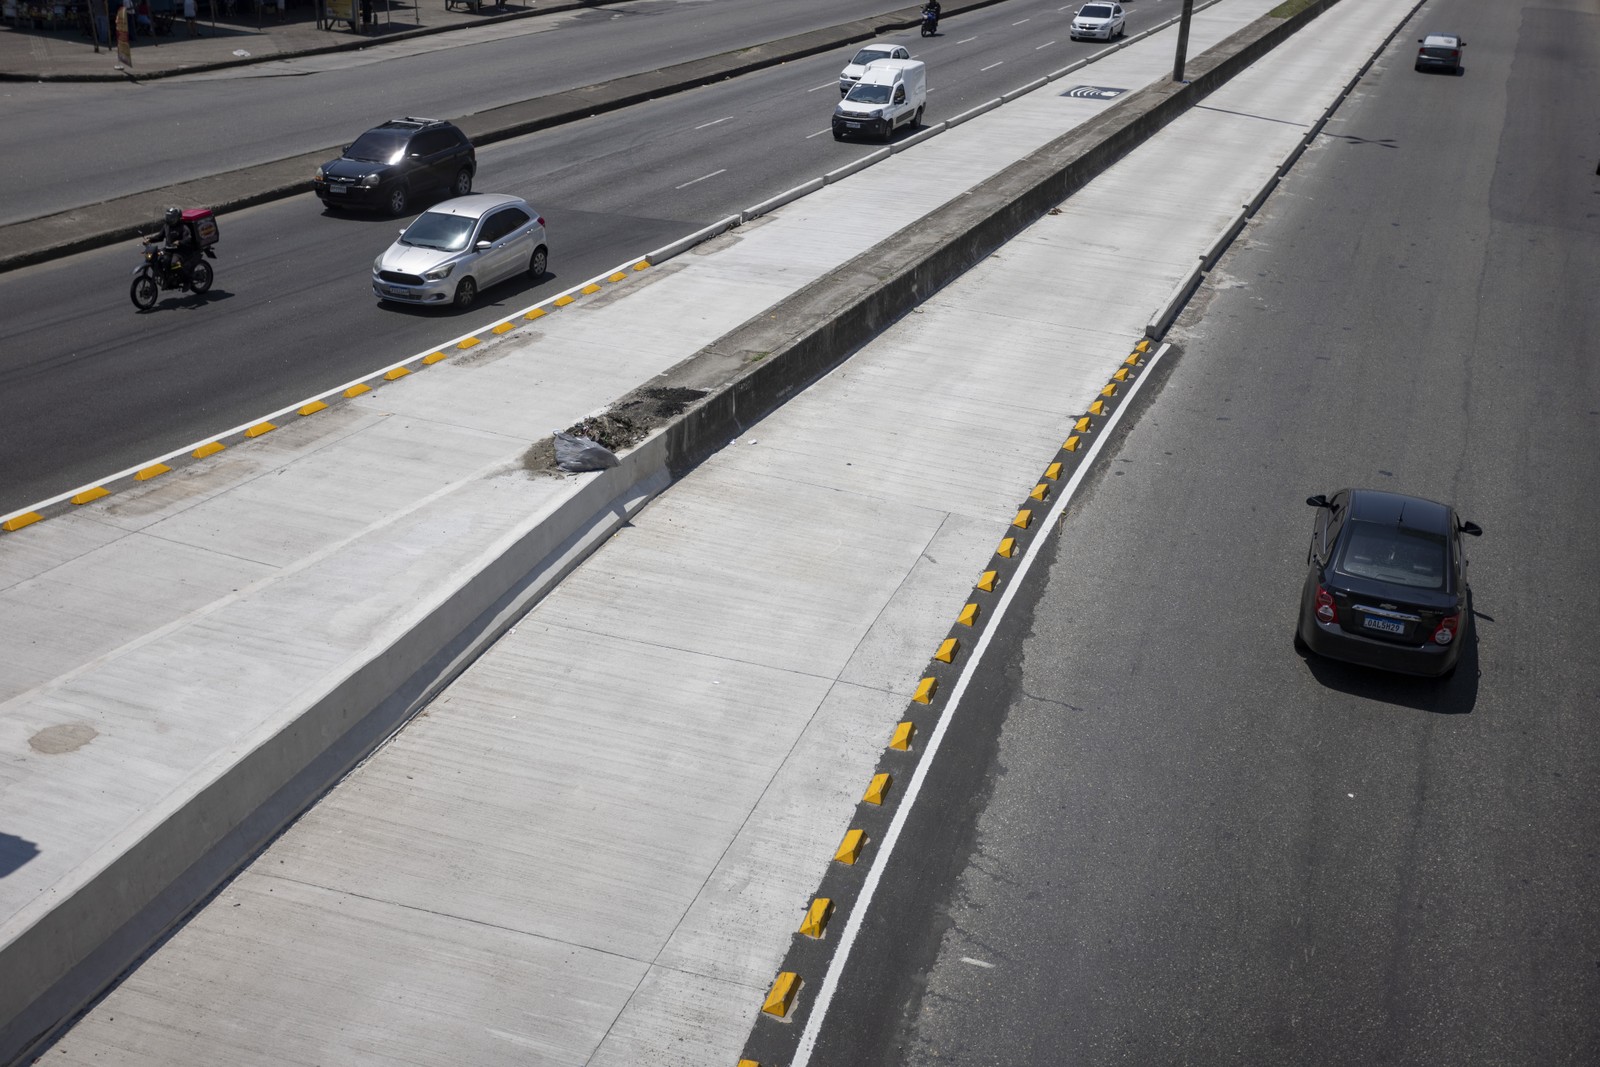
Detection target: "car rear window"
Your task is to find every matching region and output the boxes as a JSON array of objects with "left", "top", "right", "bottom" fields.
[
  {"left": 1422, "top": 46, "right": 1458, "bottom": 58},
  {"left": 347, "top": 130, "right": 410, "bottom": 164},
  {"left": 400, "top": 211, "right": 476, "bottom": 253},
  {"left": 1335, "top": 521, "right": 1447, "bottom": 589},
  {"left": 1080, "top": 5, "right": 1113, "bottom": 17}
]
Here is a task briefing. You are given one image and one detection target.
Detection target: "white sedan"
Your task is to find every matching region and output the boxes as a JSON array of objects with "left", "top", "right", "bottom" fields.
[
  {"left": 1070, "top": 2, "right": 1126, "bottom": 41},
  {"left": 372, "top": 193, "right": 548, "bottom": 311}
]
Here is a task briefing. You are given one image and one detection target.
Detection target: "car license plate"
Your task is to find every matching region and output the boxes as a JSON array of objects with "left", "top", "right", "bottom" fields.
[
  {"left": 846, "top": 122, "right": 860, "bottom": 128},
  {"left": 1362, "top": 616, "right": 1406, "bottom": 635},
  {"left": 329, "top": 185, "right": 346, "bottom": 195}
]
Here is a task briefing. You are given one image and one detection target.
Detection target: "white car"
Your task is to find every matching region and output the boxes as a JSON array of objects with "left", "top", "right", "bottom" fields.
[
  {"left": 1070, "top": 2, "right": 1126, "bottom": 41},
  {"left": 372, "top": 193, "right": 548, "bottom": 311},
  {"left": 839, "top": 40, "right": 911, "bottom": 96}
]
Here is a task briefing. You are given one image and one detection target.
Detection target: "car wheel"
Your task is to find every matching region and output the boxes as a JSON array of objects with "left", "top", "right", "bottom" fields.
[
  {"left": 386, "top": 185, "right": 409, "bottom": 218},
  {"left": 188, "top": 259, "right": 214, "bottom": 295},
  {"left": 452, "top": 167, "right": 473, "bottom": 197},
  {"left": 453, "top": 277, "right": 477, "bottom": 310},
  {"left": 1293, "top": 629, "right": 1311, "bottom": 656},
  {"left": 529, "top": 245, "right": 548, "bottom": 279},
  {"left": 914, "top": 105, "right": 924, "bottom": 128}
]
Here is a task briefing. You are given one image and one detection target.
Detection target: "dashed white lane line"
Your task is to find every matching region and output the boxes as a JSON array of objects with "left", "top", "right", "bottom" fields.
[
  {"left": 1013, "top": 16, "right": 1031, "bottom": 23},
  {"left": 789, "top": 345, "right": 1174, "bottom": 1067},
  {"left": 981, "top": 61, "right": 1004, "bottom": 71},
  {"left": 694, "top": 116, "right": 733, "bottom": 130},
  {"left": 676, "top": 169, "right": 727, "bottom": 189},
  {"left": 808, "top": 81, "right": 837, "bottom": 92},
  {"left": 1036, "top": 40, "right": 1058, "bottom": 48},
  {"left": 806, "top": 128, "right": 833, "bottom": 139},
  {"left": 960, "top": 957, "right": 996, "bottom": 969},
  {"left": 956, "top": 35, "right": 977, "bottom": 43}
]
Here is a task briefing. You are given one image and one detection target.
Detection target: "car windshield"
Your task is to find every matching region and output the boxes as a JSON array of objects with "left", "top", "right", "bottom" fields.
[
  {"left": 1079, "top": 5, "right": 1113, "bottom": 17},
  {"left": 346, "top": 130, "right": 409, "bottom": 165},
  {"left": 1335, "top": 521, "right": 1447, "bottom": 589},
  {"left": 850, "top": 48, "right": 891, "bottom": 65},
  {"left": 400, "top": 212, "right": 476, "bottom": 252},
  {"left": 846, "top": 83, "right": 893, "bottom": 104}
]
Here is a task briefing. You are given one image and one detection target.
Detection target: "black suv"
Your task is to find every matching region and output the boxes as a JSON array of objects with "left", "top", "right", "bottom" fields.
[{"left": 313, "top": 118, "right": 476, "bottom": 217}]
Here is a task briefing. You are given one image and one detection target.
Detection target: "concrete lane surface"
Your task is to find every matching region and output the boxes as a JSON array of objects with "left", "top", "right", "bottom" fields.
[
  {"left": 0, "top": 0, "right": 1368, "bottom": 1062},
  {"left": 804, "top": 0, "right": 1600, "bottom": 1062}
]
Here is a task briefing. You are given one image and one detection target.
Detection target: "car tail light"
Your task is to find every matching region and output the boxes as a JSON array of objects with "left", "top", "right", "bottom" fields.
[
  {"left": 537, "top": 216, "right": 546, "bottom": 227},
  {"left": 1432, "top": 613, "right": 1459, "bottom": 645},
  {"left": 1314, "top": 585, "right": 1338, "bottom": 624}
]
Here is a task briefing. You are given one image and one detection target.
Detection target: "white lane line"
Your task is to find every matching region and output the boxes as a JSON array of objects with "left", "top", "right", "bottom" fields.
[
  {"left": 960, "top": 957, "right": 996, "bottom": 969},
  {"left": 789, "top": 344, "right": 1175, "bottom": 1067},
  {"left": 694, "top": 116, "right": 733, "bottom": 130},
  {"left": 1013, "top": 16, "right": 1031, "bottom": 23},
  {"left": 805, "top": 128, "right": 834, "bottom": 139},
  {"left": 1035, "top": 40, "right": 1058, "bottom": 49},
  {"left": 808, "top": 81, "right": 838, "bottom": 92},
  {"left": 956, "top": 35, "right": 977, "bottom": 43},
  {"left": 675, "top": 169, "right": 727, "bottom": 189},
  {"left": 981, "top": 61, "right": 1004, "bottom": 71}
]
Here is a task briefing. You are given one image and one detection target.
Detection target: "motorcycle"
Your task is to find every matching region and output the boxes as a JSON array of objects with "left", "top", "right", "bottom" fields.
[
  {"left": 130, "top": 240, "right": 216, "bottom": 310},
  {"left": 920, "top": 7, "right": 938, "bottom": 35}
]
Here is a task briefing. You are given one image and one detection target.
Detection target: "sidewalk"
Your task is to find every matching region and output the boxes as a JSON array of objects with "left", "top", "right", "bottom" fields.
[
  {"left": 1, "top": 0, "right": 578, "bottom": 80},
  {"left": 0, "top": 0, "right": 1421, "bottom": 1061}
]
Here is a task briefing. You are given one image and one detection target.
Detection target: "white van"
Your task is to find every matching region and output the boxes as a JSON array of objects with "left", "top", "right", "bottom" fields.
[
  {"left": 832, "top": 58, "right": 926, "bottom": 142},
  {"left": 838, "top": 40, "right": 912, "bottom": 96}
]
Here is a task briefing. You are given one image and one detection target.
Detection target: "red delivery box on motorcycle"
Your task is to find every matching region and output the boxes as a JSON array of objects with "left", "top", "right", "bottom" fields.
[{"left": 182, "top": 208, "right": 220, "bottom": 248}]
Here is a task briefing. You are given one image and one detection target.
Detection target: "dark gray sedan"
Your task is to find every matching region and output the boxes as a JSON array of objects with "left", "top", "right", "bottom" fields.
[{"left": 1297, "top": 488, "right": 1482, "bottom": 677}]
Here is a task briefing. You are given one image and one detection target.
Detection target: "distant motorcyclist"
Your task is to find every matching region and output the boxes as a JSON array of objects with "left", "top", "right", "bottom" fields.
[
  {"left": 144, "top": 206, "right": 198, "bottom": 275},
  {"left": 921, "top": 0, "right": 940, "bottom": 34}
]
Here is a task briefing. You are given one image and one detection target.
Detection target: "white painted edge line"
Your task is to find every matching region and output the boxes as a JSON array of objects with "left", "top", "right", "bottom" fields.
[
  {"left": 791, "top": 343, "right": 1174, "bottom": 1066},
  {"left": 3, "top": 255, "right": 653, "bottom": 525}
]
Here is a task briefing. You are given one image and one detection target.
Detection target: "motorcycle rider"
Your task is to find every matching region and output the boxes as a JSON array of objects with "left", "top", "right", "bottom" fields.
[
  {"left": 144, "top": 206, "right": 199, "bottom": 276},
  {"left": 921, "top": 0, "right": 940, "bottom": 32}
]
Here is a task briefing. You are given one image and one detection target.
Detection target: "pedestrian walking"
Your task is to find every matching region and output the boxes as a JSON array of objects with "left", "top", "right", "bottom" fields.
[{"left": 183, "top": 0, "right": 199, "bottom": 35}]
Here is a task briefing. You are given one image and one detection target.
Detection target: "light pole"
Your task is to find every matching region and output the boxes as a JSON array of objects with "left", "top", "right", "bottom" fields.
[{"left": 1172, "top": 0, "right": 1195, "bottom": 82}]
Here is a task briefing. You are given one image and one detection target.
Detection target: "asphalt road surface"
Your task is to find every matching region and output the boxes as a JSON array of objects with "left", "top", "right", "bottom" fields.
[
  {"left": 0, "top": 0, "right": 1169, "bottom": 512},
  {"left": 1, "top": 0, "right": 916, "bottom": 224},
  {"left": 804, "top": 0, "right": 1600, "bottom": 1063}
]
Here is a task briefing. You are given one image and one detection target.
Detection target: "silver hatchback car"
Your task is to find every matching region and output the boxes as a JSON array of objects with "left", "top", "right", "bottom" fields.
[{"left": 373, "top": 193, "right": 548, "bottom": 310}]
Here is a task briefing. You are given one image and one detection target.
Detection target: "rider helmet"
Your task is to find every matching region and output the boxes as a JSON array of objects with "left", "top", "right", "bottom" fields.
[{"left": 165, "top": 206, "right": 182, "bottom": 225}]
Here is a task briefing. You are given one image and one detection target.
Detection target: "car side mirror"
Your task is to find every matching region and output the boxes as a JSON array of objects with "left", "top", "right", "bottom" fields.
[
  {"left": 1459, "top": 520, "right": 1483, "bottom": 536},
  {"left": 476, "top": 240, "right": 492, "bottom": 251},
  {"left": 1306, "top": 494, "right": 1330, "bottom": 508}
]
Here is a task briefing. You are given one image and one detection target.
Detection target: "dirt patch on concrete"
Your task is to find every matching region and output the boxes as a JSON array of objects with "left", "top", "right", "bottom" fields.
[{"left": 522, "top": 386, "right": 708, "bottom": 475}]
